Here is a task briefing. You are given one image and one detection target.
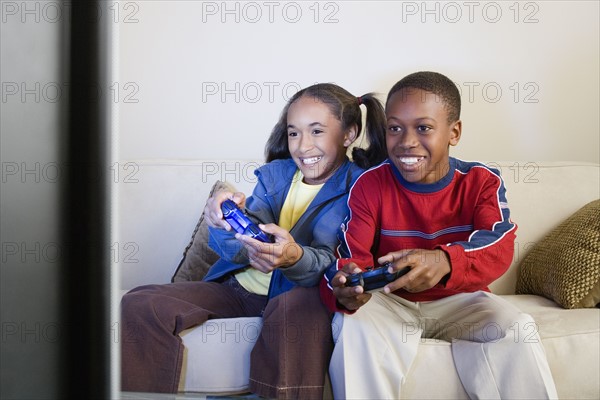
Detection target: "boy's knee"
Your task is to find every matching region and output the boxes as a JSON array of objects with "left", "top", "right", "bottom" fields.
[
  {"left": 479, "top": 313, "right": 540, "bottom": 344},
  {"left": 509, "top": 313, "right": 541, "bottom": 345}
]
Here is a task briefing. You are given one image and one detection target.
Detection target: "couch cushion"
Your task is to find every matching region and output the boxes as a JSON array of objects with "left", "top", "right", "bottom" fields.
[
  {"left": 178, "top": 317, "right": 263, "bottom": 393},
  {"left": 502, "top": 294, "right": 600, "bottom": 399},
  {"left": 171, "top": 180, "right": 236, "bottom": 282},
  {"left": 515, "top": 200, "right": 600, "bottom": 308}
]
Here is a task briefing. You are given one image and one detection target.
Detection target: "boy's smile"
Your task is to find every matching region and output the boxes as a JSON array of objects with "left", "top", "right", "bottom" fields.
[{"left": 386, "top": 88, "right": 461, "bottom": 184}]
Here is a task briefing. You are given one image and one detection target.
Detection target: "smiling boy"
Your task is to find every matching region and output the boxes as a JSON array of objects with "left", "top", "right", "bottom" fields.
[{"left": 320, "top": 72, "right": 558, "bottom": 399}]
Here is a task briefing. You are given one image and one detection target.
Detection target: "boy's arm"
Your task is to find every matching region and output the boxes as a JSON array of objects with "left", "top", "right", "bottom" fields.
[
  {"left": 320, "top": 178, "right": 381, "bottom": 313},
  {"left": 438, "top": 170, "right": 517, "bottom": 291}
]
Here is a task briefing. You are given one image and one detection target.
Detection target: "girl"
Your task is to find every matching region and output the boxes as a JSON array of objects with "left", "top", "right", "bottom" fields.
[{"left": 120, "top": 83, "right": 387, "bottom": 398}]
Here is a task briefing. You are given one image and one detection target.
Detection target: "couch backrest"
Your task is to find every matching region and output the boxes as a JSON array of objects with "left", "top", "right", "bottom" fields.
[
  {"left": 118, "top": 160, "right": 263, "bottom": 290},
  {"left": 488, "top": 161, "right": 599, "bottom": 294},
  {"left": 118, "top": 160, "right": 599, "bottom": 293}
]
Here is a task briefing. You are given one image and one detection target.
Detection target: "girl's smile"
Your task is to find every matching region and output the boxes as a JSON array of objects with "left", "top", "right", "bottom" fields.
[{"left": 286, "top": 96, "right": 355, "bottom": 185}]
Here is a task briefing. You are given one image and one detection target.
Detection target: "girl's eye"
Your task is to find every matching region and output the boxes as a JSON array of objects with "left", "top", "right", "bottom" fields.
[
  {"left": 388, "top": 126, "right": 403, "bottom": 134},
  {"left": 288, "top": 131, "right": 298, "bottom": 137},
  {"left": 312, "top": 129, "right": 323, "bottom": 135}
]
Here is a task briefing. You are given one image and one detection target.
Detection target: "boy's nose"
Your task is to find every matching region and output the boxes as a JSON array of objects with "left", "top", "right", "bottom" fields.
[{"left": 398, "top": 130, "right": 419, "bottom": 149}]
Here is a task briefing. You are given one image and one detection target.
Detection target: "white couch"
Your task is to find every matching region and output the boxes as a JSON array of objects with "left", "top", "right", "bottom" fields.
[{"left": 119, "top": 160, "right": 600, "bottom": 399}]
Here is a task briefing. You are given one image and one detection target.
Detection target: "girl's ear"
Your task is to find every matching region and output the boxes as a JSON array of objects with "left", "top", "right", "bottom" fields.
[
  {"left": 344, "top": 124, "right": 359, "bottom": 147},
  {"left": 449, "top": 120, "right": 462, "bottom": 146}
]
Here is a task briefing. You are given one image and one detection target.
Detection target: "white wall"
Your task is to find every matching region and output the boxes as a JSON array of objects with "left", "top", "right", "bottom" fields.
[
  {"left": 118, "top": 0, "right": 599, "bottom": 163},
  {"left": 116, "top": 1, "right": 599, "bottom": 290}
]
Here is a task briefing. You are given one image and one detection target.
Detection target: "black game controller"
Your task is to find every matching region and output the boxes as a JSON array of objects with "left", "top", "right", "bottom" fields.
[
  {"left": 345, "top": 262, "right": 410, "bottom": 292},
  {"left": 221, "top": 199, "right": 273, "bottom": 243}
]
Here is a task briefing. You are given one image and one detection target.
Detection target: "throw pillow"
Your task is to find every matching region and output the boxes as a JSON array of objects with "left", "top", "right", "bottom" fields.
[
  {"left": 171, "top": 180, "right": 237, "bottom": 282},
  {"left": 515, "top": 199, "right": 600, "bottom": 308}
]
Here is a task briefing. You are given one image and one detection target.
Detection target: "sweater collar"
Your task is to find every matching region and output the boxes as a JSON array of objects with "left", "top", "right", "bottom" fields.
[
  {"left": 258, "top": 157, "right": 357, "bottom": 200},
  {"left": 388, "top": 157, "right": 457, "bottom": 193}
]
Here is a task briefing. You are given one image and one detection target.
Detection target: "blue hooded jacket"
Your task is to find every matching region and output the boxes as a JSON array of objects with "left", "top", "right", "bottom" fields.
[{"left": 205, "top": 158, "right": 364, "bottom": 299}]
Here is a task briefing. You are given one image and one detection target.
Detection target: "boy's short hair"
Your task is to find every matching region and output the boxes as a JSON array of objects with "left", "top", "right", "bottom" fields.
[{"left": 386, "top": 71, "right": 461, "bottom": 124}]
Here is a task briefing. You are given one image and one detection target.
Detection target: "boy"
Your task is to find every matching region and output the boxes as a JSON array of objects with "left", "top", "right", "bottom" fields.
[{"left": 320, "top": 72, "right": 557, "bottom": 399}]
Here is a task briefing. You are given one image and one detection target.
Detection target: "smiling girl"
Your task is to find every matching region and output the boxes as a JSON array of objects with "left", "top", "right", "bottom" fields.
[{"left": 121, "top": 83, "right": 387, "bottom": 398}]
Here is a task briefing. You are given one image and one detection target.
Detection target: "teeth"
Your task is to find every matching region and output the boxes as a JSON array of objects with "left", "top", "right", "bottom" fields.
[
  {"left": 399, "top": 157, "right": 422, "bottom": 165},
  {"left": 302, "top": 157, "right": 321, "bottom": 165}
]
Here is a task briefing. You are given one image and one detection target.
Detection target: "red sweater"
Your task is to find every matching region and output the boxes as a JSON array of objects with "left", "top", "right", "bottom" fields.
[{"left": 320, "top": 157, "right": 517, "bottom": 313}]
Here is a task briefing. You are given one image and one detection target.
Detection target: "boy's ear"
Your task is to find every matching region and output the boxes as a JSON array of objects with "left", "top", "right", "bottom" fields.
[
  {"left": 344, "top": 124, "right": 359, "bottom": 147},
  {"left": 449, "top": 120, "right": 462, "bottom": 146}
]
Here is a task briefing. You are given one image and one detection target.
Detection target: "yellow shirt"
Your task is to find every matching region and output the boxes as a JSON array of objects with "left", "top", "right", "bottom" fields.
[{"left": 235, "top": 169, "right": 323, "bottom": 295}]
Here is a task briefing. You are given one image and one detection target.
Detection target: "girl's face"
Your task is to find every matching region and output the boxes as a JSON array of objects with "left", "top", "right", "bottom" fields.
[{"left": 286, "top": 96, "right": 356, "bottom": 185}]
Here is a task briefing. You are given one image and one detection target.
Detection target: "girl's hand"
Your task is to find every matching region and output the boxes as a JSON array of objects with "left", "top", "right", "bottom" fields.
[
  {"left": 377, "top": 249, "right": 451, "bottom": 294},
  {"left": 331, "top": 262, "right": 372, "bottom": 311},
  {"left": 235, "top": 223, "right": 304, "bottom": 273},
  {"left": 204, "top": 191, "right": 246, "bottom": 229}
]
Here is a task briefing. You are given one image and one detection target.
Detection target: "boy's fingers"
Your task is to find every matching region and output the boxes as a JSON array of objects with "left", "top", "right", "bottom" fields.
[
  {"left": 341, "top": 262, "right": 362, "bottom": 275},
  {"left": 340, "top": 292, "right": 371, "bottom": 310},
  {"left": 335, "top": 285, "right": 363, "bottom": 296},
  {"left": 383, "top": 268, "right": 414, "bottom": 293},
  {"left": 379, "top": 249, "right": 415, "bottom": 265},
  {"left": 332, "top": 271, "right": 350, "bottom": 287}
]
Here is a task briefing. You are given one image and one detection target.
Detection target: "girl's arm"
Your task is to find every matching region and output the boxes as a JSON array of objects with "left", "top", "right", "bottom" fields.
[{"left": 207, "top": 175, "right": 276, "bottom": 264}]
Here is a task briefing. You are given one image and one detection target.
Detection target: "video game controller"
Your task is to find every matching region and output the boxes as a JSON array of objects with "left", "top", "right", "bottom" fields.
[
  {"left": 221, "top": 199, "right": 273, "bottom": 243},
  {"left": 345, "top": 262, "right": 410, "bottom": 292}
]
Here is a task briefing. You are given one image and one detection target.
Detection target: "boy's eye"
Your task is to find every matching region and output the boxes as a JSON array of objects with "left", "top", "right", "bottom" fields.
[
  {"left": 312, "top": 129, "right": 323, "bottom": 135},
  {"left": 417, "top": 125, "right": 432, "bottom": 133}
]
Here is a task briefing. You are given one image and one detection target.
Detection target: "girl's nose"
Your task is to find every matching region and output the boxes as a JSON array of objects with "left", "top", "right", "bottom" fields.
[{"left": 299, "top": 134, "right": 314, "bottom": 152}]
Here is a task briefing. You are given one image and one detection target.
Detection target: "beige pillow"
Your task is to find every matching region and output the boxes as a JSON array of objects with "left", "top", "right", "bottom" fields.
[
  {"left": 516, "top": 199, "right": 600, "bottom": 309},
  {"left": 171, "top": 181, "right": 237, "bottom": 282}
]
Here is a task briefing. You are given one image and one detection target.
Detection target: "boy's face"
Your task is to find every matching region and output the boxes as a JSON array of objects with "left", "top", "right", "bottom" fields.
[{"left": 386, "top": 88, "right": 461, "bottom": 184}]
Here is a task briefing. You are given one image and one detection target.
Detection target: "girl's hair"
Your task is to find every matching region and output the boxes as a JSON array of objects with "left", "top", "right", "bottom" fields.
[{"left": 265, "top": 83, "right": 387, "bottom": 169}]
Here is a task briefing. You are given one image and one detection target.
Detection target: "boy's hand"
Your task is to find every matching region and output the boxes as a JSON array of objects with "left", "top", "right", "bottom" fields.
[
  {"left": 331, "top": 262, "right": 372, "bottom": 311},
  {"left": 378, "top": 249, "right": 451, "bottom": 294},
  {"left": 204, "top": 191, "right": 246, "bottom": 229},
  {"left": 235, "top": 224, "right": 303, "bottom": 273}
]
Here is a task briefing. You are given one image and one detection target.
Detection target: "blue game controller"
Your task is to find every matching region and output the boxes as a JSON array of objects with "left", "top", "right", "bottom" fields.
[
  {"left": 221, "top": 199, "right": 273, "bottom": 243},
  {"left": 345, "top": 262, "right": 410, "bottom": 292}
]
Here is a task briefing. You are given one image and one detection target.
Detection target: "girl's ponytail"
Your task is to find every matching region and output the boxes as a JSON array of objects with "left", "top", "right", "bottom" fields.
[
  {"left": 351, "top": 93, "right": 388, "bottom": 169},
  {"left": 264, "top": 84, "right": 388, "bottom": 169}
]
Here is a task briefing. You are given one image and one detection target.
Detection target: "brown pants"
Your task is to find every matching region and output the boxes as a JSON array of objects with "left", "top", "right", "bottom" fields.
[{"left": 121, "top": 277, "right": 333, "bottom": 399}]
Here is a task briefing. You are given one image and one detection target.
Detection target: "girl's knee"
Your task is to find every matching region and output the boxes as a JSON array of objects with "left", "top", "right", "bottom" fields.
[{"left": 121, "top": 289, "right": 160, "bottom": 318}]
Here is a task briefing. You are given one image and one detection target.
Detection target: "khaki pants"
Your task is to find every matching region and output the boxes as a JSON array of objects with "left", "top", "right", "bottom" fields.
[{"left": 330, "top": 291, "right": 558, "bottom": 400}]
